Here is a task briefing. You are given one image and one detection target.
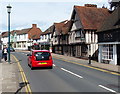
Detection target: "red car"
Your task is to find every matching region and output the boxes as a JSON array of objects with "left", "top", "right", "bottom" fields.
[{"left": 27, "top": 50, "right": 53, "bottom": 70}]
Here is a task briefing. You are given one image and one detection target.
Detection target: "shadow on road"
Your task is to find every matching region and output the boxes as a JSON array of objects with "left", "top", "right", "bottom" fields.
[
  {"left": 14, "top": 82, "right": 29, "bottom": 94},
  {"left": 31, "top": 67, "right": 53, "bottom": 70}
]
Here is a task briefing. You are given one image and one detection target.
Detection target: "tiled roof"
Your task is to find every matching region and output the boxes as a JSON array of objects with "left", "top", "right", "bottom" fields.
[
  {"left": 97, "top": 6, "right": 120, "bottom": 32},
  {"left": 30, "top": 29, "right": 42, "bottom": 40},
  {"left": 1, "top": 24, "right": 42, "bottom": 40},
  {"left": 74, "top": 5, "right": 110, "bottom": 30},
  {"left": 54, "top": 20, "right": 69, "bottom": 35},
  {"left": 41, "top": 25, "right": 54, "bottom": 35},
  {"left": 28, "top": 28, "right": 42, "bottom": 40},
  {"left": 1, "top": 28, "right": 31, "bottom": 38},
  {"left": 31, "top": 33, "right": 41, "bottom": 40},
  {"left": 1, "top": 32, "right": 8, "bottom": 37},
  {"left": 62, "top": 20, "right": 71, "bottom": 34},
  {"left": 54, "top": 20, "right": 68, "bottom": 35},
  {"left": 17, "top": 28, "right": 31, "bottom": 35}
]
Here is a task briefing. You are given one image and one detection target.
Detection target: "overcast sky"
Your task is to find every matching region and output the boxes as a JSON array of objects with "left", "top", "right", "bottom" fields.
[{"left": 0, "top": 0, "right": 110, "bottom": 33}]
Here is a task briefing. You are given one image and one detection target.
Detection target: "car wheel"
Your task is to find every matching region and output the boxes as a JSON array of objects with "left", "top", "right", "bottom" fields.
[
  {"left": 28, "top": 64, "right": 30, "bottom": 67},
  {"left": 31, "top": 66, "right": 34, "bottom": 70},
  {"left": 30, "top": 64, "right": 34, "bottom": 70}
]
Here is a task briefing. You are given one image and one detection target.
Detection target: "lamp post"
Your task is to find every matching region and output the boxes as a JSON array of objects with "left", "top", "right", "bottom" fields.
[{"left": 7, "top": 5, "right": 12, "bottom": 63}]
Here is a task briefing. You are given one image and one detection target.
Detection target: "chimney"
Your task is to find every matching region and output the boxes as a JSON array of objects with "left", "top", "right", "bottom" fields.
[
  {"left": 85, "top": 4, "right": 97, "bottom": 8},
  {"left": 32, "top": 24, "right": 37, "bottom": 28}
]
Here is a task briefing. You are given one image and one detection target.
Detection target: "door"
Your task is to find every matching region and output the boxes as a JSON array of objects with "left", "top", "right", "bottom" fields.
[
  {"left": 81, "top": 45, "right": 88, "bottom": 57},
  {"left": 117, "top": 44, "right": 120, "bottom": 65}
]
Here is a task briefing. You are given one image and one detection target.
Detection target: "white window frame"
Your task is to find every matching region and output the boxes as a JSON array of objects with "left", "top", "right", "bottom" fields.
[{"left": 102, "top": 44, "right": 113, "bottom": 60}]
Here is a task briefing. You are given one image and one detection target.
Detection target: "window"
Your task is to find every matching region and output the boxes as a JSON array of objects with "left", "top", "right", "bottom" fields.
[
  {"left": 91, "top": 32, "right": 93, "bottom": 42},
  {"left": 41, "top": 36, "right": 43, "bottom": 40},
  {"left": 102, "top": 44, "right": 113, "bottom": 60},
  {"left": 24, "top": 34, "right": 26, "bottom": 39},
  {"left": 75, "top": 31, "right": 80, "bottom": 38},
  {"left": 48, "top": 34, "right": 50, "bottom": 39},
  {"left": 75, "top": 30, "right": 85, "bottom": 39},
  {"left": 23, "top": 42, "right": 26, "bottom": 47},
  {"left": 62, "top": 36, "right": 66, "bottom": 40},
  {"left": 34, "top": 52, "right": 50, "bottom": 61},
  {"left": 40, "top": 36, "right": 42, "bottom": 40},
  {"left": 18, "top": 43, "right": 21, "bottom": 47},
  {"left": 45, "top": 35, "right": 47, "bottom": 39}
]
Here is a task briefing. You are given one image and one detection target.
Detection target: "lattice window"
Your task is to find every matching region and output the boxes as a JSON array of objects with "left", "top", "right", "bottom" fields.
[{"left": 102, "top": 44, "right": 113, "bottom": 60}]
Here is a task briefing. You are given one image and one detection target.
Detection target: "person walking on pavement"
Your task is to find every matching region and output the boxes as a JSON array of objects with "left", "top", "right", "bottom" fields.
[{"left": 2, "top": 46, "right": 8, "bottom": 61}]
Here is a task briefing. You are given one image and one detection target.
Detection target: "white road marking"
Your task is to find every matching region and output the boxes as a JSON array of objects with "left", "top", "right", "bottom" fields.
[
  {"left": 61, "top": 68, "right": 83, "bottom": 78},
  {"left": 99, "top": 85, "right": 116, "bottom": 93},
  {"left": 53, "top": 64, "right": 56, "bottom": 67}
]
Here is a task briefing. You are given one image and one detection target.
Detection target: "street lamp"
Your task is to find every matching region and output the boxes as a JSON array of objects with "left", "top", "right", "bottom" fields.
[{"left": 7, "top": 5, "right": 12, "bottom": 63}]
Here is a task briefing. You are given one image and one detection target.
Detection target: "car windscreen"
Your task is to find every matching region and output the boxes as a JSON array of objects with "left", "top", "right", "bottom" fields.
[{"left": 34, "top": 52, "right": 50, "bottom": 61}]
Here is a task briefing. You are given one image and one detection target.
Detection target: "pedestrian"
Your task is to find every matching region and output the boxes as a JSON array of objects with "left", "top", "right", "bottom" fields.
[{"left": 2, "top": 46, "right": 8, "bottom": 61}]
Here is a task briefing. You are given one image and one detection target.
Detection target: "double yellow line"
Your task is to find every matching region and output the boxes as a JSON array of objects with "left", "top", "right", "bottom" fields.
[
  {"left": 12, "top": 54, "right": 32, "bottom": 94},
  {"left": 54, "top": 57, "right": 120, "bottom": 76}
]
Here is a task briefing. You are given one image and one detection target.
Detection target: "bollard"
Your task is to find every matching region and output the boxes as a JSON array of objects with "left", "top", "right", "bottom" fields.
[{"left": 88, "top": 55, "right": 91, "bottom": 65}]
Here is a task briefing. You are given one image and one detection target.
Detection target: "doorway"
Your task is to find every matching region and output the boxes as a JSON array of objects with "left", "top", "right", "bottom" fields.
[{"left": 117, "top": 44, "right": 120, "bottom": 65}]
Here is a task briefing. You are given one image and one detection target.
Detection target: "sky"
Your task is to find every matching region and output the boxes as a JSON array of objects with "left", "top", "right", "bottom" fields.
[{"left": 0, "top": 0, "right": 110, "bottom": 33}]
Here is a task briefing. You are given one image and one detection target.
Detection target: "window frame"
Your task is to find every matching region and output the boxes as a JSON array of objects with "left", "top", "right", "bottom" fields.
[{"left": 102, "top": 44, "right": 113, "bottom": 60}]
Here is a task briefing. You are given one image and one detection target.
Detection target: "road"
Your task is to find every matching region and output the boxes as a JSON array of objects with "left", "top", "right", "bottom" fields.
[{"left": 12, "top": 52, "right": 119, "bottom": 93}]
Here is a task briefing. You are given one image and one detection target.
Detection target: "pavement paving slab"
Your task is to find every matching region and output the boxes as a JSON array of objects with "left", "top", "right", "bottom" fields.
[{"left": 1, "top": 55, "right": 20, "bottom": 93}]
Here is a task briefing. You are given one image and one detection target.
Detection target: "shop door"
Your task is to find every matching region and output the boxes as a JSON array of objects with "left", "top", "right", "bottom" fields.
[{"left": 117, "top": 44, "right": 120, "bottom": 65}]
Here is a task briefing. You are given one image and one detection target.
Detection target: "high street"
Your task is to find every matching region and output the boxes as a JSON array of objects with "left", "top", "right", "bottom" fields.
[{"left": 11, "top": 51, "right": 119, "bottom": 93}]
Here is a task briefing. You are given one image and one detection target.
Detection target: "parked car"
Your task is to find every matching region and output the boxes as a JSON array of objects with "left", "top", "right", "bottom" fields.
[
  {"left": 10, "top": 47, "right": 15, "bottom": 52},
  {"left": 27, "top": 50, "right": 53, "bottom": 70}
]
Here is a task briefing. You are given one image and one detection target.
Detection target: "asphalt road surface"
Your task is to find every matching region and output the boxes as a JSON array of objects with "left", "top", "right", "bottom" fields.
[{"left": 12, "top": 52, "right": 120, "bottom": 93}]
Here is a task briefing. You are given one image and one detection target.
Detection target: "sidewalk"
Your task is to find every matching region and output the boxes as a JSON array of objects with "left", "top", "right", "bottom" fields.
[
  {"left": 0, "top": 55, "right": 21, "bottom": 93},
  {"left": 52, "top": 53, "right": 120, "bottom": 73}
]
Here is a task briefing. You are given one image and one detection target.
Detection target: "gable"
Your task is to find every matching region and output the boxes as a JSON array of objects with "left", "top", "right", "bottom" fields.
[
  {"left": 97, "top": 6, "right": 120, "bottom": 32},
  {"left": 71, "top": 12, "right": 83, "bottom": 31},
  {"left": 70, "top": 5, "right": 110, "bottom": 31},
  {"left": 28, "top": 28, "right": 42, "bottom": 39}
]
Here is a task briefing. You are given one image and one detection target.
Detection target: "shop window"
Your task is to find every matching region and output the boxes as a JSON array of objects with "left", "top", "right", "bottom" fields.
[{"left": 102, "top": 44, "right": 113, "bottom": 60}]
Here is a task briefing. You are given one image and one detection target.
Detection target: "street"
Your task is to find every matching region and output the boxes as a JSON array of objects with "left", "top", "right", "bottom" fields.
[{"left": 12, "top": 52, "right": 119, "bottom": 93}]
